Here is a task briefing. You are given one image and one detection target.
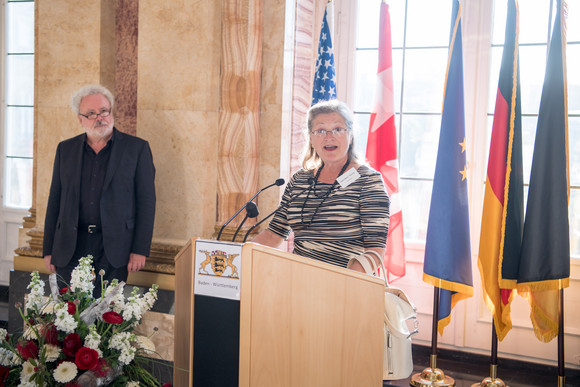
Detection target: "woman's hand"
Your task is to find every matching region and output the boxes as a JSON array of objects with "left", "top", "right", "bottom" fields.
[
  {"left": 251, "top": 229, "right": 284, "bottom": 249},
  {"left": 347, "top": 248, "right": 385, "bottom": 275}
]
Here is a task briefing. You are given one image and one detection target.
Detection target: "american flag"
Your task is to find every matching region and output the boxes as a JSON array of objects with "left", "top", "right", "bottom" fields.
[{"left": 312, "top": 5, "right": 336, "bottom": 105}]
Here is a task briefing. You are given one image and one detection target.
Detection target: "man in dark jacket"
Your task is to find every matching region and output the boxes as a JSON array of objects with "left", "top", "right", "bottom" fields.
[{"left": 43, "top": 84, "right": 156, "bottom": 290}]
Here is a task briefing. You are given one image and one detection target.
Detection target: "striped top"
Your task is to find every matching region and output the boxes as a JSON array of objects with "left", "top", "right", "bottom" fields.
[{"left": 268, "top": 165, "right": 390, "bottom": 268}]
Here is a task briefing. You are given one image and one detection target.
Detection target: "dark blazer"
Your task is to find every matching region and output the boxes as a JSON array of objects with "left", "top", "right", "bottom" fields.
[{"left": 43, "top": 128, "right": 156, "bottom": 268}]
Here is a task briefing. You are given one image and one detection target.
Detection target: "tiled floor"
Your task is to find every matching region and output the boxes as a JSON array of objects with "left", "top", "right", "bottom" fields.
[{"left": 385, "top": 345, "right": 580, "bottom": 387}]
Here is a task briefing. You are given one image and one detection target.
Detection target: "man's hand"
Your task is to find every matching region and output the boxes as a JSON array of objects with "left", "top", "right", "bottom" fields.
[
  {"left": 128, "top": 253, "right": 146, "bottom": 273},
  {"left": 44, "top": 255, "right": 56, "bottom": 273}
]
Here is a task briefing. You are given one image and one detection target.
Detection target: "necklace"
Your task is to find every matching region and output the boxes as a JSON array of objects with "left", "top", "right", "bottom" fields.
[{"left": 300, "top": 157, "right": 351, "bottom": 229}]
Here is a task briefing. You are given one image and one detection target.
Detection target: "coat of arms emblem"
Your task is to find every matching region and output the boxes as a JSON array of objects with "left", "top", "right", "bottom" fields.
[{"left": 199, "top": 249, "right": 239, "bottom": 278}]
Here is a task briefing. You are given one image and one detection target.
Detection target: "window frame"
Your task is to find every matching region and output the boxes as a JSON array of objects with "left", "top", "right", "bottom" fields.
[{"left": 333, "top": 0, "right": 579, "bottom": 261}]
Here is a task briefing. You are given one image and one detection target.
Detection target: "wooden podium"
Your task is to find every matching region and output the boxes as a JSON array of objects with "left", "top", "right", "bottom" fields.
[{"left": 174, "top": 239, "right": 384, "bottom": 386}]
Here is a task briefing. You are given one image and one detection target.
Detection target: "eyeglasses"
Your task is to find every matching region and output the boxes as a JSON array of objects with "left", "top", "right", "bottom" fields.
[
  {"left": 79, "top": 110, "right": 111, "bottom": 120},
  {"left": 310, "top": 127, "right": 349, "bottom": 137}
]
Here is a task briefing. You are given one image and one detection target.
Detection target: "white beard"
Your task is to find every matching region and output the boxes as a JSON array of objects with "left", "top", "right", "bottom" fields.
[{"left": 84, "top": 119, "right": 114, "bottom": 141}]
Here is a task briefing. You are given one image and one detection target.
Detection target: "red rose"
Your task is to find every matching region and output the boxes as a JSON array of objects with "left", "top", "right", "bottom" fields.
[
  {"left": 62, "top": 333, "right": 82, "bottom": 356},
  {"left": 17, "top": 340, "right": 39, "bottom": 360},
  {"left": 162, "top": 384, "right": 173, "bottom": 387},
  {"left": 0, "top": 364, "right": 10, "bottom": 384},
  {"left": 67, "top": 302, "right": 77, "bottom": 315},
  {"left": 42, "top": 323, "right": 58, "bottom": 345},
  {"left": 102, "top": 311, "right": 123, "bottom": 324},
  {"left": 60, "top": 287, "right": 70, "bottom": 295},
  {"left": 75, "top": 347, "right": 99, "bottom": 370},
  {"left": 92, "top": 358, "right": 110, "bottom": 377}
]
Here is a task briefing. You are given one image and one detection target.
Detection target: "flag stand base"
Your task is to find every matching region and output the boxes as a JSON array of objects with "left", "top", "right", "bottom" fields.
[
  {"left": 470, "top": 365, "right": 508, "bottom": 387},
  {"left": 410, "top": 354, "right": 455, "bottom": 386}
]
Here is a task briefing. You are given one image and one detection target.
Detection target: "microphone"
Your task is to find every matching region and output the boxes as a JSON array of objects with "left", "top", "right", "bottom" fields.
[
  {"left": 217, "top": 178, "right": 285, "bottom": 240},
  {"left": 243, "top": 177, "right": 315, "bottom": 242},
  {"left": 232, "top": 202, "right": 259, "bottom": 242}
]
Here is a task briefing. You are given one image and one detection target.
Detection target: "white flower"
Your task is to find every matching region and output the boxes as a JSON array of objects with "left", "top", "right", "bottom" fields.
[
  {"left": 19, "top": 360, "right": 35, "bottom": 383},
  {"left": 0, "top": 328, "right": 7, "bottom": 343},
  {"left": 0, "top": 348, "right": 15, "bottom": 366},
  {"left": 53, "top": 361, "right": 78, "bottom": 383},
  {"left": 2, "top": 350, "right": 23, "bottom": 366},
  {"left": 43, "top": 343, "right": 61, "bottom": 362},
  {"left": 105, "top": 280, "right": 126, "bottom": 313},
  {"left": 41, "top": 300, "right": 59, "bottom": 315},
  {"left": 127, "top": 382, "right": 140, "bottom": 387},
  {"left": 70, "top": 255, "right": 95, "bottom": 295},
  {"left": 84, "top": 324, "right": 103, "bottom": 357},
  {"left": 122, "top": 285, "right": 158, "bottom": 323},
  {"left": 12, "top": 352, "right": 23, "bottom": 366},
  {"left": 134, "top": 335, "right": 156, "bottom": 355},
  {"left": 54, "top": 303, "right": 78, "bottom": 333},
  {"left": 25, "top": 271, "right": 46, "bottom": 313},
  {"left": 109, "top": 332, "right": 136, "bottom": 365},
  {"left": 22, "top": 324, "right": 42, "bottom": 340}
]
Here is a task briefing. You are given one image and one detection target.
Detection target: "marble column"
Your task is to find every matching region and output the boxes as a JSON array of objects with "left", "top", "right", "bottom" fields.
[{"left": 215, "top": 0, "right": 264, "bottom": 241}]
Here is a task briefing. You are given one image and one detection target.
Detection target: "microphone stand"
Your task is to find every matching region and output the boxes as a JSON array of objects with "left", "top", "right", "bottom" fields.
[
  {"left": 243, "top": 207, "right": 278, "bottom": 242},
  {"left": 232, "top": 202, "right": 259, "bottom": 242},
  {"left": 216, "top": 178, "right": 285, "bottom": 240},
  {"left": 243, "top": 177, "right": 315, "bottom": 243}
]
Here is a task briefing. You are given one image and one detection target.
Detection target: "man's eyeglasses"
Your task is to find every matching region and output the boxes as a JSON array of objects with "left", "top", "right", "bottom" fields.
[
  {"left": 79, "top": 110, "right": 111, "bottom": 120},
  {"left": 310, "top": 127, "right": 349, "bottom": 137}
]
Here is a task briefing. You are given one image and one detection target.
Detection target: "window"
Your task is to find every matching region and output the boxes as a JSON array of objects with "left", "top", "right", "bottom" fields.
[
  {"left": 489, "top": 0, "right": 580, "bottom": 257},
  {"left": 349, "top": 0, "right": 580, "bottom": 257},
  {"left": 3, "top": 0, "right": 34, "bottom": 209},
  {"left": 352, "top": 0, "right": 452, "bottom": 243}
]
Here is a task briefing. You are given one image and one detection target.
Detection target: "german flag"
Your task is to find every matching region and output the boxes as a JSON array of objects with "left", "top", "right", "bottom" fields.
[
  {"left": 518, "top": 0, "right": 569, "bottom": 343},
  {"left": 477, "top": 0, "right": 523, "bottom": 342}
]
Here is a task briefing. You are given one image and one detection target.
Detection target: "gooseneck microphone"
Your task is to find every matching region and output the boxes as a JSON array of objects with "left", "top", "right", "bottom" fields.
[
  {"left": 242, "top": 207, "right": 276, "bottom": 243},
  {"left": 217, "top": 178, "right": 285, "bottom": 240},
  {"left": 232, "top": 202, "right": 259, "bottom": 242},
  {"left": 243, "top": 177, "right": 315, "bottom": 242}
]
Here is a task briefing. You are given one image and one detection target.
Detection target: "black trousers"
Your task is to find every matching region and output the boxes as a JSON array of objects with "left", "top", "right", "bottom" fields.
[{"left": 56, "top": 230, "right": 128, "bottom": 298}]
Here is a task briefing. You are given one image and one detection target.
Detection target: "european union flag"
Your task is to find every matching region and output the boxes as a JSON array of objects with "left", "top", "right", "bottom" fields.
[
  {"left": 423, "top": 0, "right": 473, "bottom": 335},
  {"left": 311, "top": 5, "right": 336, "bottom": 105}
]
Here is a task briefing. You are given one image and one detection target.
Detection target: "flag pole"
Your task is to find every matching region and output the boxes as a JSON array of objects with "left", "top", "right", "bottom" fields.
[
  {"left": 471, "top": 321, "right": 507, "bottom": 387},
  {"left": 410, "top": 286, "right": 455, "bottom": 386},
  {"left": 558, "top": 288, "right": 565, "bottom": 387}
]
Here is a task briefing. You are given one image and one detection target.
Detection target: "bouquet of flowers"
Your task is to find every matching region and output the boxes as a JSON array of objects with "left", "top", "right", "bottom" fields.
[{"left": 0, "top": 256, "right": 170, "bottom": 386}]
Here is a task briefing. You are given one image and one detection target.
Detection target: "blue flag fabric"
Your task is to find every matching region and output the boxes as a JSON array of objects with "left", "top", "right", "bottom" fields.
[
  {"left": 423, "top": 0, "right": 473, "bottom": 335},
  {"left": 311, "top": 6, "right": 336, "bottom": 105}
]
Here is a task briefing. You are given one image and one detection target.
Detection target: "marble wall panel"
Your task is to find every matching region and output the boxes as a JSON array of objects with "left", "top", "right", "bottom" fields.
[
  {"left": 137, "top": 0, "right": 221, "bottom": 112},
  {"left": 35, "top": 0, "right": 112, "bottom": 229},
  {"left": 255, "top": 0, "right": 287, "bottom": 221},
  {"left": 35, "top": 1, "right": 107, "bottom": 108},
  {"left": 138, "top": 109, "right": 219, "bottom": 243},
  {"left": 30, "top": 0, "right": 292, "bottom": 252}
]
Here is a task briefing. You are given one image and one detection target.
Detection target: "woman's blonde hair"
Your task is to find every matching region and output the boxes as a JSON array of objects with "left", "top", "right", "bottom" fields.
[{"left": 301, "top": 99, "right": 362, "bottom": 170}]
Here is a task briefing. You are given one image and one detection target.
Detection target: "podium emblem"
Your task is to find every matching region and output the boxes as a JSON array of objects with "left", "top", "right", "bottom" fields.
[{"left": 199, "top": 250, "right": 239, "bottom": 278}]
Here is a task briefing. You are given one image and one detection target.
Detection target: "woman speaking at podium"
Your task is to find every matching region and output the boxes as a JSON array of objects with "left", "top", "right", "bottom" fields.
[{"left": 252, "top": 100, "right": 390, "bottom": 274}]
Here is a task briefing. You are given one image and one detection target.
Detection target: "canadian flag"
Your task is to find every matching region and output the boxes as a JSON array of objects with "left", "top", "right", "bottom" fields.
[{"left": 366, "top": 2, "right": 405, "bottom": 283}]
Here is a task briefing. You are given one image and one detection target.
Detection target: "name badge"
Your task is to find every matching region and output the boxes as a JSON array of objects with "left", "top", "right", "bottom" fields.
[{"left": 337, "top": 167, "right": 360, "bottom": 188}]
